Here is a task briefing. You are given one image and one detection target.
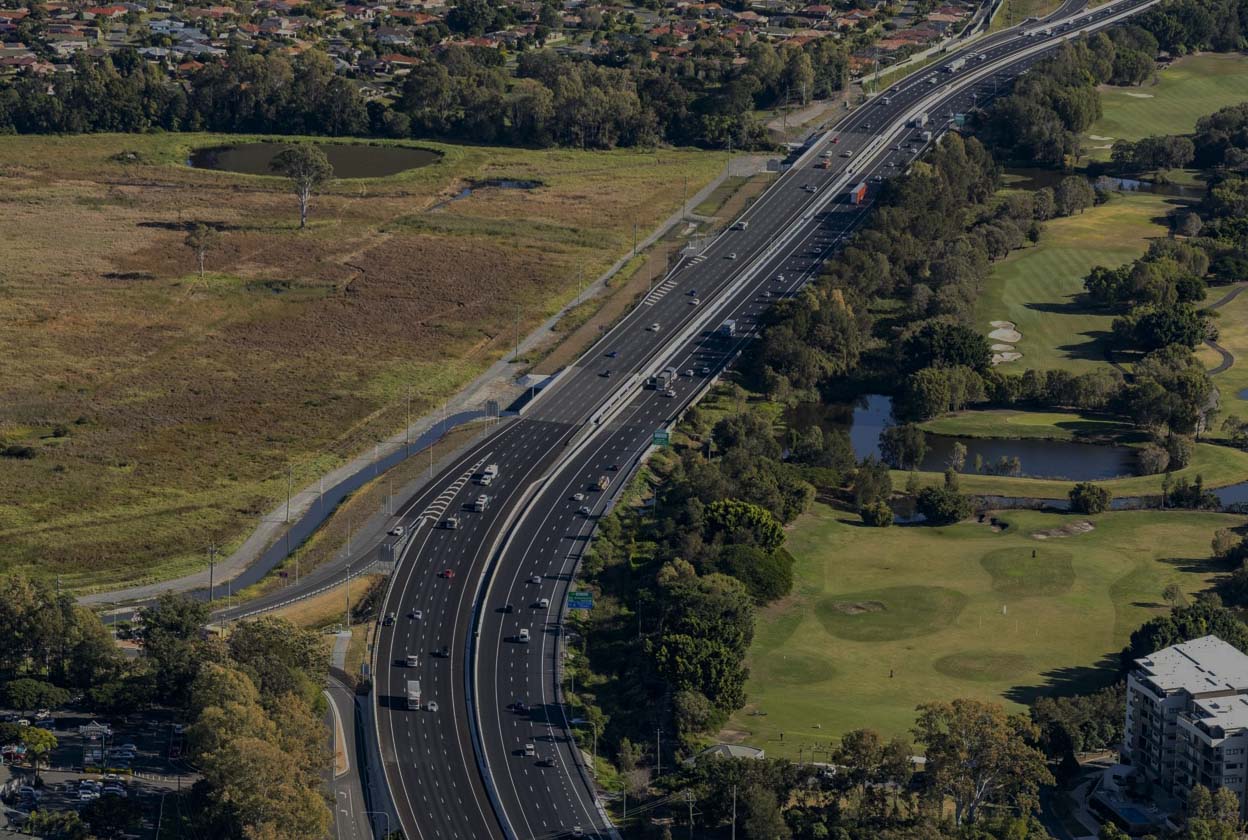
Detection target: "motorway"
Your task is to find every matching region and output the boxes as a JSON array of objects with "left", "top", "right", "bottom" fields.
[{"left": 369, "top": 0, "right": 1160, "bottom": 836}]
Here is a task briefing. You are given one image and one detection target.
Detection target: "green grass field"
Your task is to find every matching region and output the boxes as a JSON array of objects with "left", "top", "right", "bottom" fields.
[
  {"left": 726, "top": 504, "right": 1244, "bottom": 750},
  {"left": 1084, "top": 53, "right": 1248, "bottom": 161},
  {"left": 976, "top": 191, "right": 1173, "bottom": 372},
  {"left": 919, "top": 410, "right": 1132, "bottom": 441}
]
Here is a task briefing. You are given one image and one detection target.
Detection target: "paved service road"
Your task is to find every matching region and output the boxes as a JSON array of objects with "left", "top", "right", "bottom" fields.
[{"left": 373, "top": 1, "right": 1162, "bottom": 837}]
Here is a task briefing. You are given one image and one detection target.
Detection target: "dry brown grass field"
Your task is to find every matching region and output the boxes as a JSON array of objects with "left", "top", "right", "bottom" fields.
[{"left": 0, "top": 133, "right": 723, "bottom": 591}]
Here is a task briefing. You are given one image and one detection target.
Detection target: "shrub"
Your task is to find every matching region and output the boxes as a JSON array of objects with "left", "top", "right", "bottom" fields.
[
  {"left": 1167, "top": 434, "right": 1195, "bottom": 470},
  {"left": 915, "top": 486, "right": 971, "bottom": 525},
  {"left": 716, "top": 545, "right": 794, "bottom": 603},
  {"left": 1068, "top": 482, "right": 1111, "bottom": 514},
  {"left": 1137, "top": 444, "right": 1170, "bottom": 475},
  {"left": 860, "top": 501, "right": 894, "bottom": 527}
]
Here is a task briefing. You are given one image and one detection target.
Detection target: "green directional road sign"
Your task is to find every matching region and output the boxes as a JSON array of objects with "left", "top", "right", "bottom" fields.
[
  {"left": 568, "top": 591, "right": 594, "bottom": 610},
  {"left": 652, "top": 429, "right": 671, "bottom": 447}
]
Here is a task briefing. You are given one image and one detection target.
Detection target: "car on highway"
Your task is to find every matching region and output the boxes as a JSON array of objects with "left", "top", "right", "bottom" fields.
[
  {"left": 689, "top": 297, "right": 700, "bottom": 305},
  {"left": 406, "top": 654, "right": 419, "bottom": 667},
  {"left": 700, "top": 366, "right": 711, "bottom": 375},
  {"left": 508, "top": 700, "right": 528, "bottom": 713},
  {"left": 437, "top": 645, "right": 451, "bottom": 658},
  {"left": 410, "top": 609, "right": 423, "bottom": 620},
  {"left": 537, "top": 757, "right": 556, "bottom": 767},
  {"left": 537, "top": 597, "right": 550, "bottom": 609},
  {"left": 529, "top": 575, "right": 542, "bottom": 584},
  {"left": 600, "top": 369, "right": 611, "bottom": 378},
  {"left": 572, "top": 492, "right": 585, "bottom": 501},
  {"left": 727, "top": 253, "right": 737, "bottom": 260},
  {"left": 518, "top": 628, "right": 530, "bottom": 643},
  {"left": 524, "top": 743, "right": 536, "bottom": 757},
  {"left": 663, "top": 389, "right": 677, "bottom": 397},
  {"left": 605, "top": 350, "right": 618, "bottom": 358},
  {"left": 831, "top": 135, "right": 839, "bottom": 144},
  {"left": 440, "top": 568, "right": 455, "bottom": 579},
  {"left": 578, "top": 505, "right": 591, "bottom": 516},
  {"left": 684, "top": 369, "right": 694, "bottom": 377},
  {"left": 426, "top": 700, "right": 439, "bottom": 712},
  {"left": 441, "top": 516, "right": 459, "bottom": 529},
  {"left": 647, "top": 323, "right": 660, "bottom": 332},
  {"left": 383, "top": 613, "right": 396, "bottom": 626},
  {"left": 688, "top": 288, "right": 697, "bottom": 296},
  {"left": 389, "top": 525, "right": 405, "bottom": 537},
  {"left": 502, "top": 603, "right": 514, "bottom": 613},
  {"left": 607, "top": 463, "right": 619, "bottom": 471}
]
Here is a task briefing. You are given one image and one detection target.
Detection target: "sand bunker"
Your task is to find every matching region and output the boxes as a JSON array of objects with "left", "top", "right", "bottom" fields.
[
  {"left": 991, "top": 343, "right": 1015, "bottom": 351},
  {"left": 826, "top": 600, "right": 886, "bottom": 615},
  {"left": 988, "top": 320, "right": 1023, "bottom": 343},
  {"left": 992, "top": 351, "right": 1023, "bottom": 364},
  {"left": 1125, "top": 92, "right": 1154, "bottom": 98},
  {"left": 1032, "top": 521, "right": 1096, "bottom": 539},
  {"left": 1088, "top": 134, "right": 1114, "bottom": 141}
]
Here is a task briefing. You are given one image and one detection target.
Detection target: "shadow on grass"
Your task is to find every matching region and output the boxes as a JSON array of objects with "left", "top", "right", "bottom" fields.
[{"left": 1004, "top": 653, "right": 1121, "bottom": 705}]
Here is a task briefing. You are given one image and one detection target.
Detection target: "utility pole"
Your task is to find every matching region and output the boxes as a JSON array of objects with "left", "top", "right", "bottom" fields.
[
  {"left": 633, "top": 221, "right": 638, "bottom": 257},
  {"left": 345, "top": 563, "right": 351, "bottom": 628},
  {"left": 208, "top": 544, "right": 216, "bottom": 603},
  {"left": 388, "top": 477, "right": 394, "bottom": 515},
  {"left": 285, "top": 464, "right": 292, "bottom": 522},
  {"left": 686, "top": 789, "right": 694, "bottom": 840},
  {"left": 347, "top": 519, "right": 352, "bottom": 556},
  {"left": 405, "top": 388, "right": 412, "bottom": 453},
  {"left": 655, "top": 728, "right": 662, "bottom": 778},
  {"left": 374, "top": 442, "right": 379, "bottom": 475}
]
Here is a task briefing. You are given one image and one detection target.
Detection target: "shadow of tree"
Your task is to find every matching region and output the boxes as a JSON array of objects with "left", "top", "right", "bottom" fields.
[{"left": 1004, "top": 654, "right": 1121, "bottom": 706}]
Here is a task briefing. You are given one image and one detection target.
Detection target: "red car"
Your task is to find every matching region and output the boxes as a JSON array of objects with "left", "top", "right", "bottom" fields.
[{"left": 441, "top": 568, "right": 455, "bottom": 579}]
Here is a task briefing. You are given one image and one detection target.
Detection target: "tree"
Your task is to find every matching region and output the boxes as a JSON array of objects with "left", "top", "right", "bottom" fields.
[
  {"left": 853, "top": 456, "right": 892, "bottom": 508},
  {"left": 860, "top": 501, "right": 893, "bottom": 527},
  {"left": 741, "top": 786, "right": 791, "bottom": 840},
  {"left": 270, "top": 145, "right": 334, "bottom": 229},
  {"left": 1163, "top": 583, "right": 1186, "bottom": 607},
  {"left": 1055, "top": 175, "right": 1097, "bottom": 216},
  {"left": 1122, "top": 599, "right": 1248, "bottom": 669},
  {"left": 834, "top": 728, "right": 913, "bottom": 811},
  {"left": 903, "top": 322, "right": 991, "bottom": 372},
  {"left": 3, "top": 678, "right": 70, "bottom": 714},
  {"left": 183, "top": 223, "right": 219, "bottom": 280},
  {"left": 915, "top": 486, "right": 971, "bottom": 525},
  {"left": 715, "top": 545, "right": 794, "bottom": 604},
  {"left": 947, "top": 441, "right": 968, "bottom": 472},
  {"left": 1068, "top": 482, "right": 1111, "bottom": 514},
  {"left": 879, "top": 424, "right": 928, "bottom": 470},
  {"left": 82, "top": 794, "right": 143, "bottom": 838},
  {"left": 913, "top": 698, "right": 1053, "bottom": 826},
  {"left": 703, "top": 499, "right": 785, "bottom": 552},
  {"left": 21, "top": 726, "right": 57, "bottom": 780},
  {"left": 139, "top": 592, "right": 212, "bottom": 710}
]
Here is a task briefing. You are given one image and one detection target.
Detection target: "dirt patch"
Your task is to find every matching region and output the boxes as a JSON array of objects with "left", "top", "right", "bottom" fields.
[
  {"left": 825, "top": 600, "right": 886, "bottom": 615},
  {"left": 1032, "top": 520, "right": 1096, "bottom": 539}
]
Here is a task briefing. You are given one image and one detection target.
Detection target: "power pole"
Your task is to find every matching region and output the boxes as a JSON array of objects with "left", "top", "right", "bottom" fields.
[
  {"left": 686, "top": 789, "right": 695, "bottom": 840},
  {"left": 347, "top": 520, "right": 353, "bottom": 557},
  {"left": 285, "top": 464, "right": 292, "bottom": 522},
  {"left": 208, "top": 544, "right": 216, "bottom": 603},
  {"left": 405, "top": 388, "right": 412, "bottom": 453},
  {"left": 345, "top": 563, "right": 351, "bottom": 628},
  {"left": 655, "top": 728, "right": 662, "bottom": 778}
]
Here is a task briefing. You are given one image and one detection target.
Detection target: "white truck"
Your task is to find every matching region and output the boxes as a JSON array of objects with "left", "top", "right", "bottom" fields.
[
  {"left": 944, "top": 56, "right": 967, "bottom": 73},
  {"left": 476, "top": 464, "right": 499, "bottom": 486},
  {"left": 718, "top": 320, "right": 736, "bottom": 337},
  {"left": 406, "top": 680, "right": 421, "bottom": 711},
  {"left": 911, "top": 112, "right": 929, "bottom": 129},
  {"left": 471, "top": 495, "right": 489, "bottom": 512}
]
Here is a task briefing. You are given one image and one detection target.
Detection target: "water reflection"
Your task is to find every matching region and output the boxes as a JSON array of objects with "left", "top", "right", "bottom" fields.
[{"left": 189, "top": 142, "right": 440, "bottom": 179}]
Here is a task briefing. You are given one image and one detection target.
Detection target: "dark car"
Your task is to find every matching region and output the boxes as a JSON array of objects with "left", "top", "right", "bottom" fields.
[{"left": 502, "top": 604, "right": 514, "bottom": 614}]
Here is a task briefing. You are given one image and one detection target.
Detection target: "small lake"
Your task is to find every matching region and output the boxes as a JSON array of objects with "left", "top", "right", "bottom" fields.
[
  {"left": 787, "top": 395, "right": 1139, "bottom": 481},
  {"left": 1002, "top": 167, "right": 1201, "bottom": 198},
  {"left": 188, "top": 142, "right": 440, "bottom": 179}
]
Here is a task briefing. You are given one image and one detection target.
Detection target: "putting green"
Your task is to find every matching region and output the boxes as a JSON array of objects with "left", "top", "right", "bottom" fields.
[
  {"left": 980, "top": 547, "right": 1075, "bottom": 598},
  {"left": 815, "top": 586, "right": 969, "bottom": 642},
  {"left": 932, "top": 651, "right": 1032, "bottom": 682}
]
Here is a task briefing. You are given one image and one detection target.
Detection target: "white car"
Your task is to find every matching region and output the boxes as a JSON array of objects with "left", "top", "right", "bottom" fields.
[
  {"left": 727, "top": 253, "right": 737, "bottom": 260},
  {"left": 538, "top": 598, "right": 551, "bottom": 609},
  {"left": 572, "top": 492, "right": 585, "bottom": 501},
  {"left": 578, "top": 506, "right": 591, "bottom": 516},
  {"left": 689, "top": 298, "right": 700, "bottom": 305},
  {"left": 389, "top": 525, "right": 404, "bottom": 537},
  {"left": 426, "top": 700, "right": 439, "bottom": 712},
  {"left": 647, "top": 323, "right": 660, "bottom": 332},
  {"left": 529, "top": 575, "right": 542, "bottom": 585},
  {"left": 410, "top": 609, "right": 423, "bottom": 621}
]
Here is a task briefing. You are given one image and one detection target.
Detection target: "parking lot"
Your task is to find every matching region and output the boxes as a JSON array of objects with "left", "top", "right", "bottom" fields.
[{"left": 0, "top": 707, "right": 198, "bottom": 837}]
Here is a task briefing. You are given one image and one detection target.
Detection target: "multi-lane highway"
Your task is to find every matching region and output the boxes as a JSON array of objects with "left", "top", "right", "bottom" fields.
[{"left": 370, "top": 1, "right": 1160, "bottom": 836}]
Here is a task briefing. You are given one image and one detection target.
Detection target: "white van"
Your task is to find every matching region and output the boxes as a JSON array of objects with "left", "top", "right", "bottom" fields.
[{"left": 518, "top": 628, "right": 531, "bottom": 643}]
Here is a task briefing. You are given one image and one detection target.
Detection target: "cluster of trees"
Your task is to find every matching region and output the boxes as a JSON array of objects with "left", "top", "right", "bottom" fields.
[
  {"left": 1110, "top": 134, "right": 1195, "bottom": 172},
  {"left": 980, "top": 29, "right": 1158, "bottom": 166},
  {"left": 578, "top": 408, "right": 818, "bottom": 751},
  {"left": 649, "top": 698, "right": 1053, "bottom": 840},
  {"left": 0, "top": 34, "right": 849, "bottom": 149},
  {"left": 0, "top": 581, "right": 330, "bottom": 840}
]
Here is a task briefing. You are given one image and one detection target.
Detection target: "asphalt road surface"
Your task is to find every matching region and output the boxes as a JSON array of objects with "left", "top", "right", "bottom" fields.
[{"left": 372, "top": 1, "right": 1161, "bottom": 836}]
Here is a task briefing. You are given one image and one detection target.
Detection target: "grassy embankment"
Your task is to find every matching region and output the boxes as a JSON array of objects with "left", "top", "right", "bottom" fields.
[
  {"left": 0, "top": 133, "right": 724, "bottom": 591},
  {"left": 1203, "top": 288, "right": 1248, "bottom": 428},
  {"left": 726, "top": 503, "right": 1245, "bottom": 750}
]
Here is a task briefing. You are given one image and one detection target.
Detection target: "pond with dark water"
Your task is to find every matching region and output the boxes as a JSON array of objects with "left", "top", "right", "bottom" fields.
[
  {"left": 1003, "top": 167, "right": 1201, "bottom": 198},
  {"left": 188, "top": 142, "right": 440, "bottom": 179},
  {"left": 786, "top": 395, "right": 1139, "bottom": 481}
]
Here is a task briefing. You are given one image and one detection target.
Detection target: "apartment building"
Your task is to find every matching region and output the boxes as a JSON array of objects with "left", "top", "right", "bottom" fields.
[{"left": 1124, "top": 635, "right": 1248, "bottom": 815}]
